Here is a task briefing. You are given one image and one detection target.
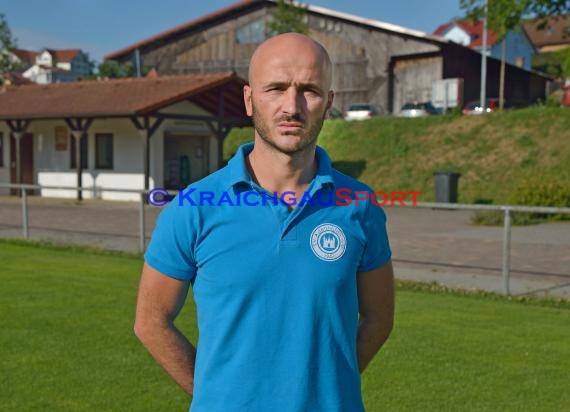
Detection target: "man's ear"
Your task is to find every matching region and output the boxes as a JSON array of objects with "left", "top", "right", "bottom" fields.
[
  {"left": 325, "top": 90, "right": 335, "bottom": 117},
  {"left": 244, "top": 85, "right": 253, "bottom": 117}
]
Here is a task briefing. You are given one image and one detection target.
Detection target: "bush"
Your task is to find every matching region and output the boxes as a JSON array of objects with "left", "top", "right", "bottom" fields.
[
  {"left": 510, "top": 179, "right": 570, "bottom": 207},
  {"left": 545, "top": 90, "right": 564, "bottom": 107},
  {"left": 471, "top": 210, "right": 504, "bottom": 226},
  {"left": 472, "top": 179, "right": 570, "bottom": 226},
  {"left": 509, "top": 179, "right": 570, "bottom": 224}
]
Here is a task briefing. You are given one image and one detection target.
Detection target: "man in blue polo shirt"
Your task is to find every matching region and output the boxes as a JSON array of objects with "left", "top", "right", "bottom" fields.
[{"left": 135, "top": 33, "right": 394, "bottom": 411}]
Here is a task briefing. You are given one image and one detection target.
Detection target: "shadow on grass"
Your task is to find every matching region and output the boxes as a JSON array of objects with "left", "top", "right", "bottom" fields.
[{"left": 332, "top": 160, "right": 367, "bottom": 178}]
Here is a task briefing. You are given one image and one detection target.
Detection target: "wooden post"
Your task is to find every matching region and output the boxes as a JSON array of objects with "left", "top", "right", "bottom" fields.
[
  {"left": 13, "top": 131, "right": 23, "bottom": 195},
  {"left": 138, "top": 127, "right": 150, "bottom": 192},
  {"left": 65, "top": 118, "right": 93, "bottom": 202},
  {"left": 71, "top": 130, "right": 83, "bottom": 201},
  {"left": 6, "top": 119, "right": 30, "bottom": 197},
  {"left": 131, "top": 115, "right": 163, "bottom": 197}
]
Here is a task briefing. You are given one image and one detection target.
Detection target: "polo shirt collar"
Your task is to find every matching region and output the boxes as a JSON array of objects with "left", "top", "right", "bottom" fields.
[{"left": 226, "top": 143, "right": 335, "bottom": 190}]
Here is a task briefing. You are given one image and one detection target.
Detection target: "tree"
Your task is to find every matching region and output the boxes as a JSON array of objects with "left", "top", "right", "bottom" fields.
[
  {"left": 97, "top": 60, "right": 134, "bottom": 78},
  {"left": 461, "top": 0, "right": 570, "bottom": 19},
  {"left": 0, "top": 13, "right": 21, "bottom": 84},
  {"left": 268, "top": 0, "right": 309, "bottom": 35},
  {"left": 460, "top": 0, "right": 570, "bottom": 109},
  {"left": 83, "top": 59, "right": 152, "bottom": 80}
]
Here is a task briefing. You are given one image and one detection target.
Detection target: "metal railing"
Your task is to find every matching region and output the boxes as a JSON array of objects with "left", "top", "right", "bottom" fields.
[
  {"left": 387, "top": 201, "right": 570, "bottom": 295},
  {"left": 0, "top": 183, "right": 177, "bottom": 254},
  {"left": 1, "top": 183, "right": 569, "bottom": 296}
]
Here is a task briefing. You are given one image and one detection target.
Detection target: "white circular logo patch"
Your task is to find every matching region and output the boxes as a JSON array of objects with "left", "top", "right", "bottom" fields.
[{"left": 310, "top": 223, "right": 347, "bottom": 261}]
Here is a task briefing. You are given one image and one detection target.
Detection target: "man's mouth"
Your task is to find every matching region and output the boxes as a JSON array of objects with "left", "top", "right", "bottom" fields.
[{"left": 277, "top": 122, "right": 304, "bottom": 128}]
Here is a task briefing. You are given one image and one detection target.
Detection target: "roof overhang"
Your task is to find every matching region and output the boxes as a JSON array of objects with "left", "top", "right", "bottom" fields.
[{"left": 0, "top": 72, "right": 251, "bottom": 126}]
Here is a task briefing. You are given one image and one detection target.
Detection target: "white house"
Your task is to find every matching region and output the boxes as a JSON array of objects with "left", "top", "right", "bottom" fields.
[
  {"left": 0, "top": 72, "right": 250, "bottom": 200},
  {"left": 13, "top": 48, "right": 92, "bottom": 84}
]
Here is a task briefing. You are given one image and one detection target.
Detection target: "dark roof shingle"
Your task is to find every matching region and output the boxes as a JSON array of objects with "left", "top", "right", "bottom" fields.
[{"left": 0, "top": 72, "right": 248, "bottom": 120}]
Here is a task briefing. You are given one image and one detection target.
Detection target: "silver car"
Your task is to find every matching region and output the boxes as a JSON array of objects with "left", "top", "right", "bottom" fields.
[
  {"left": 399, "top": 102, "right": 442, "bottom": 117},
  {"left": 344, "top": 103, "right": 382, "bottom": 121}
]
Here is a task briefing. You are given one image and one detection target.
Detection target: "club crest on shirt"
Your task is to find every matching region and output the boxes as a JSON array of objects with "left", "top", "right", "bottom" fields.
[{"left": 310, "top": 223, "right": 347, "bottom": 261}]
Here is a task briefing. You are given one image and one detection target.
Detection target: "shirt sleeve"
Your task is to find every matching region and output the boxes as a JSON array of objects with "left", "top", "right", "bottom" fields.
[
  {"left": 144, "top": 199, "right": 198, "bottom": 282},
  {"left": 357, "top": 199, "right": 392, "bottom": 272}
]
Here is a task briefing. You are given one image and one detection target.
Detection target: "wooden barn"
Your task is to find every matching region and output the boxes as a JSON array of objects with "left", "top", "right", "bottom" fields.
[{"left": 105, "top": 0, "right": 551, "bottom": 114}]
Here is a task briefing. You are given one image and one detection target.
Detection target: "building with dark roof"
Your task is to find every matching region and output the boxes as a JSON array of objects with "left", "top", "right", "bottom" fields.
[
  {"left": 524, "top": 15, "right": 570, "bottom": 53},
  {"left": 0, "top": 73, "right": 250, "bottom": 199},
  {"left": 105, "top": 0, "right": 550, "bottom": 114}
]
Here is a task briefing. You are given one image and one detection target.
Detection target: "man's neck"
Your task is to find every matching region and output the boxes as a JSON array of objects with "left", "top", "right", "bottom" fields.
[{"left": 247, "top": 140, "right": 317, "bottom": 195}]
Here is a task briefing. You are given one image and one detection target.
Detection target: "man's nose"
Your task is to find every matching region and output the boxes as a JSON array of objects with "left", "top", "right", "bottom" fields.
[{"left": 282, "top": 88, "right": 303, "bottom": 115}]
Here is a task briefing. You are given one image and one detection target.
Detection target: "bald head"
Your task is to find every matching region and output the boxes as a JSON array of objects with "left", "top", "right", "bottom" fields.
[
  {"left": 248, "top": 33, "right": 333, "bottom": 90},
  {"left": 243, "top": 33, "right": 335, "bottom": 155}
]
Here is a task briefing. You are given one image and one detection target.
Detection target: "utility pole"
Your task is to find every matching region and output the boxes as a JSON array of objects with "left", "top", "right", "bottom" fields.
[
  {"left": 480, "top": 0, "right": 488, "bottom": 112},
  {"left": 135, "top": 49, "right": 142, "bottom": 78}
]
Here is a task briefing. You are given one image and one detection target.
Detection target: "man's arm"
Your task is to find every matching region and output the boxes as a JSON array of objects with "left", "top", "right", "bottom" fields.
[
  {"left": 134, "top": 262, "right": 196, "bottom": 395},
  {"left": 356, "top": 259, "right": 395, "bottom": 373}
]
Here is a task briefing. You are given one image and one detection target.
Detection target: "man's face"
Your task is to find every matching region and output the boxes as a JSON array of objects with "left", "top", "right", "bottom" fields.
[{"left": 244, "top": 38, "right": 334, "bottom": 155}]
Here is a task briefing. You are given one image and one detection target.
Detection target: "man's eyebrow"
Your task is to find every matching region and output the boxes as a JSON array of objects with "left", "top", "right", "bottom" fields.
[{"left": 262, "top": 81, "right": 324, "bottom": 92}]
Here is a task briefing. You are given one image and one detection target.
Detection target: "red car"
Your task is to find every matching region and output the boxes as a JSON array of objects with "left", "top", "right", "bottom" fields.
[{"left": 462, "top": 98, "right": 506, "bottom": 115}]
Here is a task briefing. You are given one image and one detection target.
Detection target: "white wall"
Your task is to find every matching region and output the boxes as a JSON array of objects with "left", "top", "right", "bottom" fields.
[
  {"left": 34, "top": 118, "right": 148, "bottom": 201},
  {"left": 443, "top": 26, "right": 471, "bottom": 46},
  {"left": 36, "top": 51, "right": 53, "bottom": 67},
  {"left": 23, "top": 65, "right": 52, "bottom": 84},
  {"left": 0, "top": 100, "right": 223, "bottom": 201},
  {"left": 56, "top": 62, "right": 71, "bottom": 71},
  {"left": 38, "top": 172, "right": 152, "bottom": 201}
]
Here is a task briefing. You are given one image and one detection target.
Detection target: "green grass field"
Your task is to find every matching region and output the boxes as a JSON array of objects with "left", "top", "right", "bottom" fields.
[{"left": 2, "top": 241, "right": 569, "bottom": 411}]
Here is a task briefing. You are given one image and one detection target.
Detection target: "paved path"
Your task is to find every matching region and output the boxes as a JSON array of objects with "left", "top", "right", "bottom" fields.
[{"left": 1, "top": 196, "right": 569, "bottom": 298}]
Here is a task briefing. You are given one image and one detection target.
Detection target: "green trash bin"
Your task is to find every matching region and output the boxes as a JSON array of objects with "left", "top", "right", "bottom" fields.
[{"left": 433, "top": 171, "right": 461, "bottom": 203}]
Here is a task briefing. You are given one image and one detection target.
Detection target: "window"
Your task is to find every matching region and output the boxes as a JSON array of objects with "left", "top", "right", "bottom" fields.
[
  {"left": 0, "top": 133, "right": 3, "bottom": 167},
  {"left": 95, "top": 133, "right": 113, "bottom": 169},
  {"left": 70, "top": 134, "right": 88, "bottom": 169},
  {"left": 236, "top": 19, "right": 266, "bottom": 44}
]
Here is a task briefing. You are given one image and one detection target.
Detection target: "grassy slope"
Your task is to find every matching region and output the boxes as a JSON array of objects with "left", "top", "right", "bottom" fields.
[
  {"left": 225, "top": 107, "right": 570, "bottom": 203},
  {"left": 2, "top": 242, "right": 569, "bottom": 411}
]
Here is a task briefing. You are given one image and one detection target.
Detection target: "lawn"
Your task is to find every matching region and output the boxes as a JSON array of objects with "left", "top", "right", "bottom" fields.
[
  {"left": 225, "top": 107, "right": 570, "bottom": 205},
  {"left": 1, "top": 241, "right": 569, "bottom": 411}
]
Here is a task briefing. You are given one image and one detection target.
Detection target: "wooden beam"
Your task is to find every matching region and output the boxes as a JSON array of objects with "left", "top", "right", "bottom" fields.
[
  {"left": 64, "top": 117, "right": 94, "bottom": 201},
  {"left": 130, "top": 116, "right": 145, "bottom": 131},
  {"left": 148, "top": 117, "right": 164, "bottom": 137},
  {"left": 5, "top": 119, "right": 31, "bottom": 196},
  {"left": 131, "top": 115, "right": 165, "bottom": 192}
]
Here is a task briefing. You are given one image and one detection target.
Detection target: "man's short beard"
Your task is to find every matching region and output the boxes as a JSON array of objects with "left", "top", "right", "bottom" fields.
[{"left": 251, "top": 100, "right": 326, "bottom": 155}]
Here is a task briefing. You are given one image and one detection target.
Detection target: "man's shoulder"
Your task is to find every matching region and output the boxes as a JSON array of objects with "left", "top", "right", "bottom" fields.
[{"left": 184, "top": 163, "right": 232, "bottom": 192}]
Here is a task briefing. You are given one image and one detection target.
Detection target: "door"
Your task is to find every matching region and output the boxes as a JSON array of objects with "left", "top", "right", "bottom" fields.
[
  {"left": 10, "top": 133, "right": 34, "bottom": 195},
  {"left": 163, "top": 134, "right": 210, "bottom": 190}
]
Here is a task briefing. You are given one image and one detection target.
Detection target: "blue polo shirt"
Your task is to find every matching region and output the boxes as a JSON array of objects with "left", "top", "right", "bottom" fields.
[{"left": 144, "top": 143, "right": 391, "bottom": 412}]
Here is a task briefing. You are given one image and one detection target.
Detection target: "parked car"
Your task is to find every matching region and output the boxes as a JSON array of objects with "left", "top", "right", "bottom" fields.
[
  {"left": 344, "top": 103, "right": 382, "bottom": 121},
  {"left": 399, "top": 101, "right": 442, "bottom": 117},
  {"left": 462, "top": 98, "right": 506, "bottom": 115}
]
